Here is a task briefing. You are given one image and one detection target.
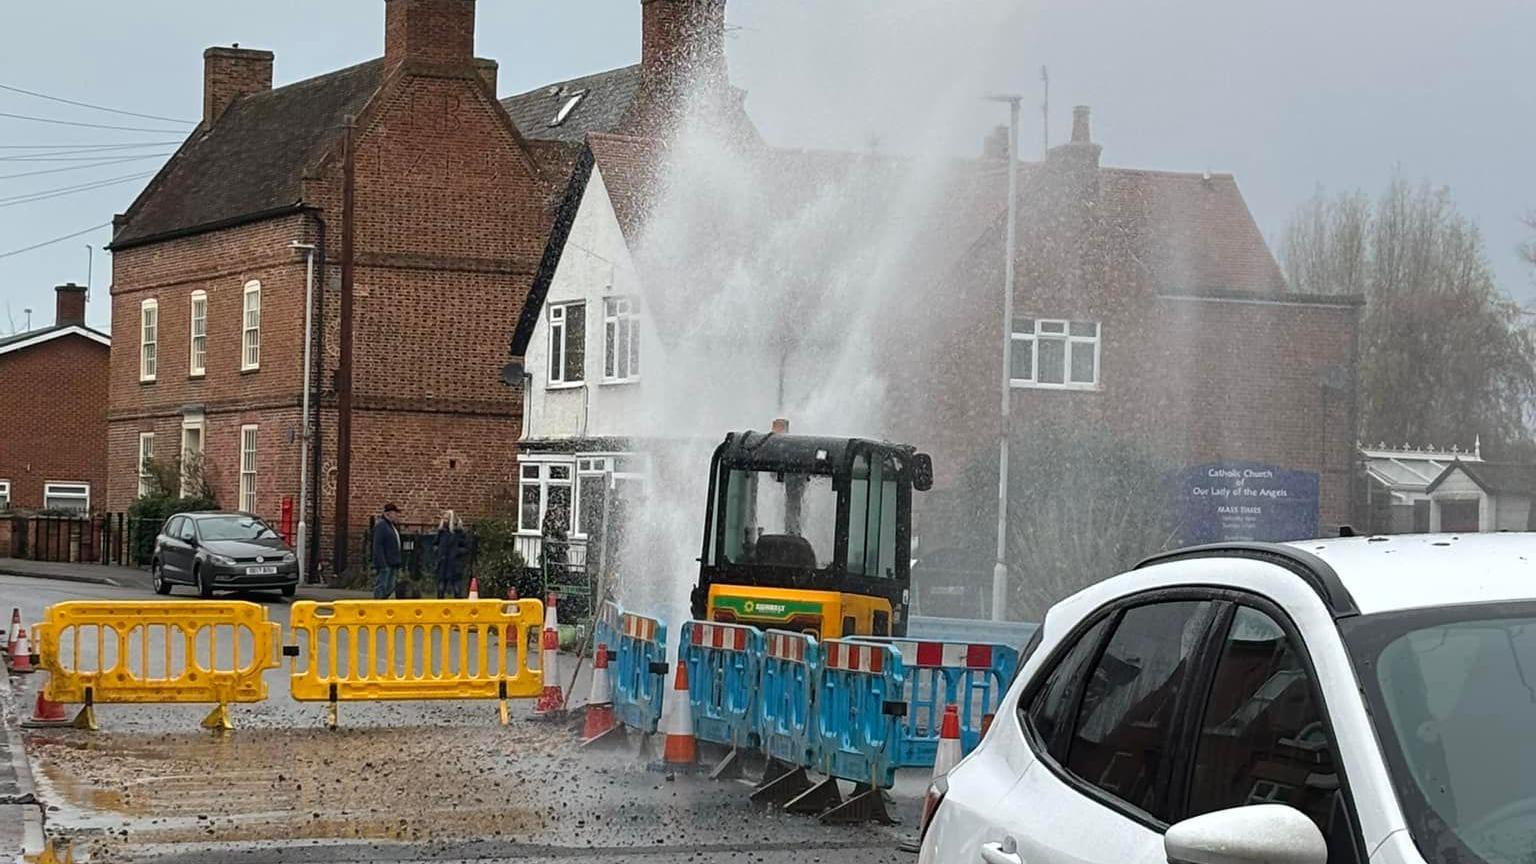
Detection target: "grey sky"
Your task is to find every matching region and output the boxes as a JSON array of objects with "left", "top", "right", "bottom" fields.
[{"left": 2, "top": 0, "right": 1532, "bottom": 334}]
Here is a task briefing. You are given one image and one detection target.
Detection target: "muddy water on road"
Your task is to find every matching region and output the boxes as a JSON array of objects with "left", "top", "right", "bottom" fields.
[{"left": 27, "top": 723, "right": 571, "bottom": 859}]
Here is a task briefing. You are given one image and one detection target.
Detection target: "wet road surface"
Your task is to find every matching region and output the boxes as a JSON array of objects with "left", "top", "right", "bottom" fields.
[{"left": 1, "top": 575, "right": 920, "bottom": 862}]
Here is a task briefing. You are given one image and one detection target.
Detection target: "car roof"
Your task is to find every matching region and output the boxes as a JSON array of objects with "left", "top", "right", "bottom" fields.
[{"left": 1285, "top": 532, "right": 1536, "bottom": 615}]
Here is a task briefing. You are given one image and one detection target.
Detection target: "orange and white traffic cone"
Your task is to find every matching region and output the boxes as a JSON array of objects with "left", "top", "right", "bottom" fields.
[
  {"left": 660, "top": 660, "right": 697, "bottom": 770},
  {"left": 4, "top": 607, "right": 19, "bottom": 660},
  {"left": 7, "top": 626, "right": 35, "bottom": 674},
  {"left": 533, "top": 593, "right": 565, "bottom": 716},
  {"left": 931, "top": 704, "right": 963, "bottom": 780},
  {"left": 466, "top": 577, "right": 480, "bottom": 600},
  {"left": 581, "top": 642, "right": 620, "bottom": 746},
  {"left": 23, "top": 685, "right": 69, "bottom": 727}
]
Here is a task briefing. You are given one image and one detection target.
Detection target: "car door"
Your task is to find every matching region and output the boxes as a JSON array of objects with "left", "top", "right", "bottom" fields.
[
  {"left": 988, "top": 596, "right": 1224, "bottom": 864},
  {"left": 159, "top": 516, "right": 187, "bottom": 580},
  {"left": 1177, "top": 603, "right": 1365, "bottom": 864},
  {"left": 169, "top": 517, "right": 198, "bottom": 582}
]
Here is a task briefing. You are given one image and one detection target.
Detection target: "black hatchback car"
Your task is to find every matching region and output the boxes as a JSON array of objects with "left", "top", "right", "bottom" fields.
[{"left": 152, "top": 512, "right": 299, "bottom": 598}]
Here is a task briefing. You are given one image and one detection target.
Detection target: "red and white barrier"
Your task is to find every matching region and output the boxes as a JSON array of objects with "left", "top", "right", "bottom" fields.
[
  {"left": 822, "top": 641, "right": 886, "bottom": 674},
  {"left": 883, "top": 640, "right": 996, "bottom": 670},
  {"left": 765, "top": 631, "right": 810, "bottom": 664},
  {"left": 689, "top": 621, "right": 750, "bottom": 651}
]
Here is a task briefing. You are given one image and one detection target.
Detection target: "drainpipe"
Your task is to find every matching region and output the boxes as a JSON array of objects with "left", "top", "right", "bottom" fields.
[
  {"left": 985, "top": 93, "right": 1022, "bottom": 622},
  {"left": 290, "top": 238, "right": 318, "bottom": 584},
  {"left": 333, "top": 116, "right": 356, "bottom": 576}
]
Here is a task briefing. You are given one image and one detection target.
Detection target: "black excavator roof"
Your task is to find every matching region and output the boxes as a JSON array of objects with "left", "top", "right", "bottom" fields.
[{"left": 715, "top": 431, "right": 919, "bottom": 478}]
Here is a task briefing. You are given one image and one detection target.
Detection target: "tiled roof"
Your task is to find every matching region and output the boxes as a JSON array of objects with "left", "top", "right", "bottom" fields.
[
  {"left": 501, "top": 66, "right": 643, "bottom": 145},
  {"left": 0, "top": 324, "right": 110, "bottom": 355},
  {"left": 112, "top": 59, "right": 385, "bottom": 249},
  {"left": 1429, "top": 460, "right": 1536, "bottom": 496}
]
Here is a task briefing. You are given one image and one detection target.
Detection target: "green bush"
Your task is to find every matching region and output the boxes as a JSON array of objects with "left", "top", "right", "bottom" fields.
[
  {"left": 127, "top": 492, "right": 218, "bottom": 566},
  {"left": 469, "top": 516, "right": 528, "bottom": 601}
]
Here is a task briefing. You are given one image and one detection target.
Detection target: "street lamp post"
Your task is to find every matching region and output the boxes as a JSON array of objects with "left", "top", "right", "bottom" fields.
[
  {"left": 290, "top": 241, "right": 318, "bottom": 584},
  {"left": 985, "top": 94, "right": 1022, "bottom": 622}
]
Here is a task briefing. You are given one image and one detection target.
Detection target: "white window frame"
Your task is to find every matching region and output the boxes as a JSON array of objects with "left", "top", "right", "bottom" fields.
[
  {"left": 518, "top": 459, "right": 575, "bottom": 534},
  {"left": 0, "top": 480, "right": 10, "bottom": 511},
  {"left": 43, "top": 482, "right": 90, "bottom": 514},
  {"left": 137, "top": 432, "right": 156, "bottom": 498},
  {"left": 180, "top": 416, "right": 205, "bottom": 498},
  {"left": 238, "top": 424, "right": 258, "bottom": 513},
  {"left": 241, "top": 280, "right": 261, "bottom": 371},
  {"left": 1009, "top": 318, "right": 1101, "bottom": 390},
  {"left": 547, "top": 301, "right": 585, "bottom": 387},
  {"left": 139, "top": 298, "right": 158, "bottom": 382},
  {"left": 602, "top": 296, "right": 641, "bottom": 383},
  {"left": 189, "top": 290, "right": 208, "bottom": 377}
]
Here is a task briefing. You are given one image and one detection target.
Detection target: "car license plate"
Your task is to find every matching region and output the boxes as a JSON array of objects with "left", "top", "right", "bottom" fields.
[{"left": 246, "top": 565, "right": 278, "bottom": 576}]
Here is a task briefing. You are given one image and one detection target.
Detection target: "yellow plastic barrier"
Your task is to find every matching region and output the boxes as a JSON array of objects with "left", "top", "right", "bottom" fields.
[
  {"left": 32, "top": 600, "right": 281, "bottom": 731},
  {"left": 287, "top": 599, "right": 545, "bottom": 728}
]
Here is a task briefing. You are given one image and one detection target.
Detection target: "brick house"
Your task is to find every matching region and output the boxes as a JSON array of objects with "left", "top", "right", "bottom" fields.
[
  {"left": 105, "top": 0, "right": 753, "bottom": 577},
  {"left": 0, "top": 284, "right": 109, "bottom": 514},
  {"left": 911, "top": 109, "right": 1360, "bottom": 615}
]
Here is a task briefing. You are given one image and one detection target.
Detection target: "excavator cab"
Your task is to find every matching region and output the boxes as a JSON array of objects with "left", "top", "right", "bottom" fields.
[{"left": 691, "top": 428, "right": 933, "bottom": 638}]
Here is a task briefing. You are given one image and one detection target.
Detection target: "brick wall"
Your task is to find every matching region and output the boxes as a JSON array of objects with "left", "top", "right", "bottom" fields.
[{"left": 0, "top": 335, "right": 109, "bottom": 511}]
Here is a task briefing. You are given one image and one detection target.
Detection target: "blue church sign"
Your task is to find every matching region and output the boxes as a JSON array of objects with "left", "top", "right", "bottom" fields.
[{"left": 1176, "top": 462, "right": 1320, "bottom": 545}]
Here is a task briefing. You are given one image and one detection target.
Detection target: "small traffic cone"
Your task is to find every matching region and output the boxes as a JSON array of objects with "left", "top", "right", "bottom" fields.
[
  {"left": 466, "top": 577, "right": 480, "bottom": 600},
  {"left": 4, "top": 607, "right": 19, "bottom": 659},
  {"left": 24, "top": 685, "right": 70, "bottom": 727},
  {"left": 660, "top": 661, "right": 697, "bottom": 770},
  {"left": 931, "top": 704, "right": 963, "bottom": 780},
  {"left": 581, "top": 642, "right": 620, "bottom": 746},
  {"left": 533, "top": 593, "right": 565, "bottom": 715},
  {"left": 8, "top": 626, "right": 35, "bottom": 674}
]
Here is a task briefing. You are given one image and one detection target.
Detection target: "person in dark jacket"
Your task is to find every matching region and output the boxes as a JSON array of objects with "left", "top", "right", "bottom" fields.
[
  {"left": 372, "top": 503, "right": 403, "bottom": 600},
  {"left": 434, "top": 510, "right": 462, "bottom": 599}
]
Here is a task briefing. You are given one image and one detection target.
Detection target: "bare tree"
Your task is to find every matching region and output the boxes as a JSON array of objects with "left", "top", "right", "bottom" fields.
[{"left": 1282, "top": 174, "right": 1536, "bottom": 454}]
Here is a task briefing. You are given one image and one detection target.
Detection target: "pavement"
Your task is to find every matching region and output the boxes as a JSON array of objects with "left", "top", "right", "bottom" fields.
[
  {"left": 0, "top": 557, "right": 374, "bottom": 602},
  {"left": 0, "top": 570, "right": 924, "bottom": 863}
]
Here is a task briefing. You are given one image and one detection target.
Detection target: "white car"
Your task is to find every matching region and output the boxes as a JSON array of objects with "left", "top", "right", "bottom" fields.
[{"left": 920, "top": 533, "right": 1536, "bottom": 864}]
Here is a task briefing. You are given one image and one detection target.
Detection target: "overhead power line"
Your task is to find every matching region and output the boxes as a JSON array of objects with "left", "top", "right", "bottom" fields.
[
  {"left": 0, "top": 153, "right": 169, "bottom": 180},
  {"left": 0, "top": 111, "right": 186, "bottom": 134},
  {"left": 0, "top": 141, "right": 180, "bottom": 150},
  {"left": 0, "top": 82, "right": 195, "bottom": 125},
  {"left": 0, "top": 170, "right": 154, "bottom": 208},
  {"left": 0, "top": 151, "right": 175, "bottom": 163},
  {"left": 0, "top": 220, "right": 111, "bottom": 260}
]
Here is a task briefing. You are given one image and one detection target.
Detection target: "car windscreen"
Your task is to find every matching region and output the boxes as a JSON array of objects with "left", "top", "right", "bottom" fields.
[
  {"left": 196, "top": 515, "right": 277, "bottom": 543},
  {"left": 1344, "top": 602, "right": 1536, "bottom": 864}
]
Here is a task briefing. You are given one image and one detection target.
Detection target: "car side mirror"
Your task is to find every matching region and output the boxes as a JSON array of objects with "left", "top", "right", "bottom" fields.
[
  {"left": 912, "top": 452, "right": 934, "bottom": 492},
  {"left": 186, "top": 535, "right": 199, "bottom": 548},
  {"left": 1165, "top": 805, "right": 1327, "bottom": 864}
]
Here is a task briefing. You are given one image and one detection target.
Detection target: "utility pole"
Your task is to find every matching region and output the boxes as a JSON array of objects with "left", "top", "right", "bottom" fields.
[
  {"left": 290, "top": 241, "right": 318, "bottom": 584},
  {"left": 333, "top": 117, "right": 357, "bottom": 577},
  {"left": 84, "top": 245, "right": 93, "bottom": 297},
  {"left": 984, "top": 93, "right": 1022, "bottom": 622}
]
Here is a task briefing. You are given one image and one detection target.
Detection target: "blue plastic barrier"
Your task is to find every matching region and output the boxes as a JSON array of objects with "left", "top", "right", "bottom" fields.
[
  {"left": 612, "top": 611, "right": 668, "bottom": 734},
  {"left": 756, "top": 629, "right": 819, "bottom": 768},
  {"left": 810, "top": 639, "right": 905, "bottom": 789},
  {"left": 594, "top": 599, "right": 622, "bottom": 662},
  {"left": 682, "top": 620, "right": 763, "bottom": 751},
  {"left": 856, "top": 637, "right": 1020, "bottom": 768}
]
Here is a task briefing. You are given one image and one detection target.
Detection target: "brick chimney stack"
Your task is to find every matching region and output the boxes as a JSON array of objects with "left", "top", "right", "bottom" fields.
[
  {"left": 203, "top": 45, "right": 274, "bottom": 127},
  {"left": 385, "top": 0, "right": 476, "bottom": 69},
  {"left": 641, "top": 0, "right": 727, "bottom": 87},
  {"left": 55, "top": 283, "right": 86, "bottom": 328}
]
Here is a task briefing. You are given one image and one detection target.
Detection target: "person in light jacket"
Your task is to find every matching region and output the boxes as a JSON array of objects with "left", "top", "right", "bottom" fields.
[{"left": 372, "top": 503, "right": 403, "bottom": 600}]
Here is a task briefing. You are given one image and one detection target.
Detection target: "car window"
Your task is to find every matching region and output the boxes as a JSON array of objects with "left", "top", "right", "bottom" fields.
[
  {"left": 1065, "top": 600, "right": 1219, "bottom": 821},
  {"left": 179, "top": 519, "right": 197, "bottom": 542},
  {"left": 1024, "top": 616, "right": 1112, "bottom": 762},
  {"left": 1188, "top": 606, "right": 1357, "bottom": 864},
  {"left": 163, "top": 516, "right": 181, "bottom": 539}
]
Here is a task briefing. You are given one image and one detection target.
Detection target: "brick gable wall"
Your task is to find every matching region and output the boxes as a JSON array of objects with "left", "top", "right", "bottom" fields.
[{"left": 0, "top": 335, "right": 109, "bottom": 511}]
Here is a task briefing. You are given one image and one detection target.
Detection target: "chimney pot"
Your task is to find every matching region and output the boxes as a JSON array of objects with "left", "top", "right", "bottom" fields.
[
  {"left": 385, "top": 0, "right": 477, "bottom": 69},
  {"left": 203, "top": 46, "right": 273, "bottom": 127},
  {"left": 1071, "top": 105, "right": 1092, "bottom": 144},
  {"left": 54, "top": 283, "right": 87, "bottom": 328}
]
